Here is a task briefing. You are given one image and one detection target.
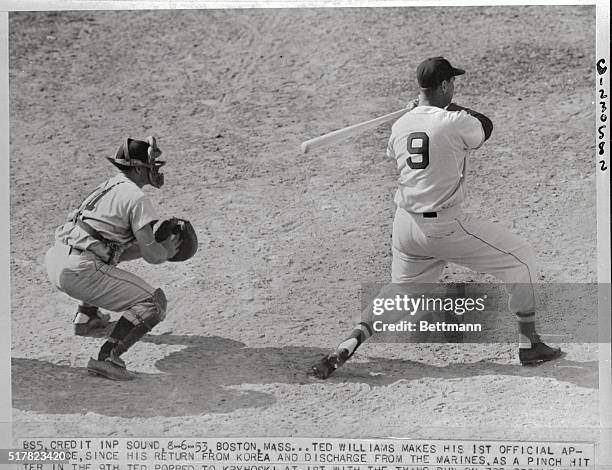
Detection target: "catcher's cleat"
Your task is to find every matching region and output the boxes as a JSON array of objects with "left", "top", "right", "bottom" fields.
[
  {"left": 519, "top": 340, "right": 563, "bottom": 365},
  {"left": 311, "top": 348, "right": 350, "bottom": 379},
  {"left": 108, "top": 349, "right": 127, "bottom": 369},
  {"left": 74, "top": 311, "right": 111, "bottom": 337},
  {"left": 86, "top": 357, "right": 134, "bottom": 381}
]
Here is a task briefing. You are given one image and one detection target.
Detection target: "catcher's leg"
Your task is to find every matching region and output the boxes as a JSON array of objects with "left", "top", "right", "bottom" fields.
[
  {"left": 44, "top": 244, "right": 110, "bottom": 336},
  {"left": 56, "top": 257, "right": 168, "bottom": 380},
  {"left": 88, "top": 288, "right": 167, "bottom": 381},
  {"left": 73, "top": 303, "right": 111, "bottom": 337}
]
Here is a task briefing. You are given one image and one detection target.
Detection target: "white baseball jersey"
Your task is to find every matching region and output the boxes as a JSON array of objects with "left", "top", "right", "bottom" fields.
[
  {"left": 387, "top": 106, "right": 486, "bottom": 213},
  {"left": 55, "top": 173, "right": 159, "bottom": 251}
]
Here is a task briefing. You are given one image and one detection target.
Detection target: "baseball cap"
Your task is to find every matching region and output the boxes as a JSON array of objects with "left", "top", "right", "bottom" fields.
[{"left": 417, "top": 57, "right": 465, "bottom": 88}]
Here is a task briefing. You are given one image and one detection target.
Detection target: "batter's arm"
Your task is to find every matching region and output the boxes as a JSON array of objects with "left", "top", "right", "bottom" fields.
[
  {"left": 446, "top": 103, "right": 493, "bottom": 141},
  {"left": 386, "top": 136, "right": 397, "bottom": 160}
]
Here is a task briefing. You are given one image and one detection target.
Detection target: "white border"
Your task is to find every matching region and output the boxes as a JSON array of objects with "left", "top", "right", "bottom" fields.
[
  {"left": 1, "top": 1, "right": 609, "bottom": 467},
  {"left": 596, "top": 0, "right": 612, "bottom": 465},
  {"left": 0, "top": 0, "right": 602, "bottom": 9},
  {"left": 0, "top": 10, "right": 12, "bottom": 451}
]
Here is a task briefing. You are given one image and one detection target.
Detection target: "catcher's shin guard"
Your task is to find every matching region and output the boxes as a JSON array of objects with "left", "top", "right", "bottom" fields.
[
  {"left": 97, "top": 289, "right": 167, "bottom": 369},
  {"left": 111, "top": 303, "right": 165, "bottom": 360},
  {"left": 111, "top": 319, "right": 158, "bottom": 357},
  {"left": 94, "top": 316, "right": 160, "bottom": 376},
  {"left": 89, "top": 312, "right": 136, "bottom": 380}
]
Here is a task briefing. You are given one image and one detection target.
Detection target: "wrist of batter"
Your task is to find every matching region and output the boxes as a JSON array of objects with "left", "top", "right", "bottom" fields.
[{"left": 446, "top": 102, "right": 465, "bottom": 112}]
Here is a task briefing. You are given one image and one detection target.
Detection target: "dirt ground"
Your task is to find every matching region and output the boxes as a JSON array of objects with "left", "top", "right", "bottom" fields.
[{"left": 8, "top": 6, "right": 601, "bottom": 441}]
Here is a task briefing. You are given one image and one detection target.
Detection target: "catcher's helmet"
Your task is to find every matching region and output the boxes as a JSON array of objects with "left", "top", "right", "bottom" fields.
[{"left": 107, "top": 136, "right": 166, "bottom": 188}]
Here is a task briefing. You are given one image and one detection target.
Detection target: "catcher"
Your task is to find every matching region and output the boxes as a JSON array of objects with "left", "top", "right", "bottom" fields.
[{"left": 45, "top": 136, "right": 198, "bottom": 381}]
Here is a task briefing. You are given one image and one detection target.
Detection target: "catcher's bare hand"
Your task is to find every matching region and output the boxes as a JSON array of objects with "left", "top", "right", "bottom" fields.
[
  {"left": 161, "top": 234, "right": 181, "bottom": 260},
  {"left": 154, "top": 218, "right": 198, "bottom": 262}
]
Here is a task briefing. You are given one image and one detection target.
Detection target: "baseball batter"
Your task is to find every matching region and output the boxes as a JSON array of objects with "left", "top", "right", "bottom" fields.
[
  {"left": 312, "top": 57, "right": 562, "bottom": 379},
  {"left": 45, "top": 136, "right": 181, "bottom": 381}
]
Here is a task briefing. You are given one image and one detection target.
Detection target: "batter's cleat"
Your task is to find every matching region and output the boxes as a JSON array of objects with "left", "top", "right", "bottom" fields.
[
  {"left": 311, "top": 348, "right": 350, "bottom": 379},
  {"left": 519, "top": 340, "right": 563, "bottom": 365},
  {"left": 74, "top": 311, "right": 111, "bottom": 337},
  {"left": 86, "top": 357, "right": 134, "bottom": 381}
]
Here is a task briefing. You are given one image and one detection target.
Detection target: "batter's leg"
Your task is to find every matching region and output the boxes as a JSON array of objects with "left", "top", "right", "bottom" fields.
[
  {"left": 312, "top": 210, "right": 445, "bottom": 379},
  {"left": 447, "top": 215, "right": 562, "bottom": 364}
]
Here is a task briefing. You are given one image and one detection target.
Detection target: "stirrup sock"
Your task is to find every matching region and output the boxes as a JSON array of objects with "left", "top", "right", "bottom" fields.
[{"left": 337, "top": 322, "right": 374, "bottom": 359}]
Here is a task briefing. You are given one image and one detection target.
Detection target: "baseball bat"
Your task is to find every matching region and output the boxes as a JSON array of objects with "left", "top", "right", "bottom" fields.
[{"left": 300, "top": 108, "right": 409, "bottom": 154}]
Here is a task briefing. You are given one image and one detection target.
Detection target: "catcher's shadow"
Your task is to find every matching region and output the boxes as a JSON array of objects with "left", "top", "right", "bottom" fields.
[{"left": 12, "top": 333, "right": 598, "bottom": 418}]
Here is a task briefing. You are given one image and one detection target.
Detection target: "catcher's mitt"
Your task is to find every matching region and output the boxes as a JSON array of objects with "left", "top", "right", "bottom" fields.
[{"left": 154, "top": 218, "right": 198, "bottom": 262}]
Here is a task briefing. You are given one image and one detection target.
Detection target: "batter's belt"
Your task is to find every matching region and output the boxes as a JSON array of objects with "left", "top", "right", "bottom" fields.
[{"left": 407, "top": 205, "right": 464, "bottom": 219}]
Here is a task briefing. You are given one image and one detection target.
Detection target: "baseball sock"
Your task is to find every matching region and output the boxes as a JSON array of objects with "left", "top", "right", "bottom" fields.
[
  {"left": 74, "top": 304, "right": 99, "bottom": 324},
  {"left": 336, "top": 322, "right": 374, "bottom": 358},
  {"left": 516, "top": 311, "right": 537, "bottom": 348}
]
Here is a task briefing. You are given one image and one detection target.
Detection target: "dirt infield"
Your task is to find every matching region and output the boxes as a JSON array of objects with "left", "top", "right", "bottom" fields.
[{"left": 9, "top": 6, "right": 598, "bottom": 440}]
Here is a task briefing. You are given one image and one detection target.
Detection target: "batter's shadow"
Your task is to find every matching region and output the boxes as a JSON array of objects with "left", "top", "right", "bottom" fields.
[
  {"left": 12, "top": 333, "right": 597, "bottom": 419},
  {"left": 331, "top": 350, "right": 598, "bottom": 389}
]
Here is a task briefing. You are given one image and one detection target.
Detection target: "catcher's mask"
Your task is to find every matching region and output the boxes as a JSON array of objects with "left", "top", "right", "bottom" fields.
[{"left": 107, "top": 136, "right": 166, "bottom": 188}]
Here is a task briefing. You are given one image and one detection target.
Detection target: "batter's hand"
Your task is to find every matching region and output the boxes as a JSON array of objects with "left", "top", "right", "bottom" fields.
[
  {"left": 445, "top": 102, "right": 462, "bottom": 112},
  {"left": 405, "top": 98, "right": 419, "bottom": 111}
]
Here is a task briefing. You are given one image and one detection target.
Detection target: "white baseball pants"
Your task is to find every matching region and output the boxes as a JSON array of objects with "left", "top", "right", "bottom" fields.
[{"left": 391, "top": 206, "right": 537, "bottom": 314}]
